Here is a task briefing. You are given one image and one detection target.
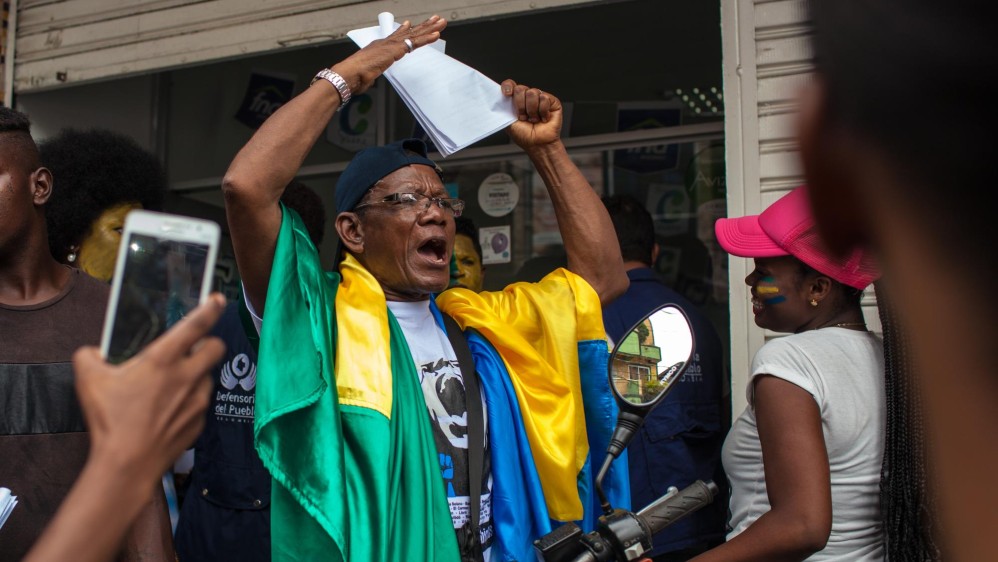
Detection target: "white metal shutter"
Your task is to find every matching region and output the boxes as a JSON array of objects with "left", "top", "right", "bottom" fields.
[
  {"left": 11, "top": 0, "right": 594, "bottom": 94},
  {"left": 721, "top": 0, "right": 879, "bottom": 417}
]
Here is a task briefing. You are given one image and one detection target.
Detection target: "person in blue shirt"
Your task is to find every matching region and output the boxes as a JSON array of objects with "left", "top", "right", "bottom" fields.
[
  {"left": 600, "top": 194, "right": 730, "bottom": 561},
  {"left": 174, "top": 180, "right": 326, "bottom": 561}
]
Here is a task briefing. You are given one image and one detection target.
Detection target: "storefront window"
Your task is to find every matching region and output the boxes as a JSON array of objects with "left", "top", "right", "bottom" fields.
[
  {"left": 432, "top": 138, "right": 726, "bottom": 307},
  {"left": 420, "top": 134, "right": 729, "bottom": 353}
]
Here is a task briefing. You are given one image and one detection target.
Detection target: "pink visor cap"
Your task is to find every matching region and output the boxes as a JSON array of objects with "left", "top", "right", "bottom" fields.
[{"left": 714, "top": 185, "right": 879, "bottom": 289}]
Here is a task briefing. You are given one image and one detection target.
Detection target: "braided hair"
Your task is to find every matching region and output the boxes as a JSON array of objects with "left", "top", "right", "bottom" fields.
[{"left": 876, "top": 280, "right": 941, "bottom": 560}]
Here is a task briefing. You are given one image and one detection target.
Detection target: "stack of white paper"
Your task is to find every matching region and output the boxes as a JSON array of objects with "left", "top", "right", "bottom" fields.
[
  {"left": 0, "top": 487, "right": 17, "bottom": 530},
  {"left": 347, "top": 13, "right": 517, "bottom": 157}
]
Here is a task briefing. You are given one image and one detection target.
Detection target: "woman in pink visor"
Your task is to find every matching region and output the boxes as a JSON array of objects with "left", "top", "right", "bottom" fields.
[{"left": 691, "top": 185, "right": 885, "bottom": 561}]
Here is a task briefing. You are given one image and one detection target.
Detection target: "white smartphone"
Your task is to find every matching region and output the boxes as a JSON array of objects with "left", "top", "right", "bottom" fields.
[{"left": 99, "top": 209, "right": 221, "bottom": 364}]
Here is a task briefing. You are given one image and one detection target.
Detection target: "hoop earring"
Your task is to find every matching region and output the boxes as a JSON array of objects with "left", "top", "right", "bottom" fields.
[{"left": 810, "top": 298, "right": 819, "bottom": 307}]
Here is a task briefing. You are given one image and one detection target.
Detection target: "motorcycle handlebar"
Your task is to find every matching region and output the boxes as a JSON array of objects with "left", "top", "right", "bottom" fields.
[
  {"left": 534, "top": 480, "right": 719, "bottom": 562},
  {"left": 637, "top": 480, "right": 719, "bottom": 536}
]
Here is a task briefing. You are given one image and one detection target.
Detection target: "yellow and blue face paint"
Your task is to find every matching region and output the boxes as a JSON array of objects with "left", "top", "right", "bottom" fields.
[{"left": 757, "top": 276, "right": 785, "bottom": 304}]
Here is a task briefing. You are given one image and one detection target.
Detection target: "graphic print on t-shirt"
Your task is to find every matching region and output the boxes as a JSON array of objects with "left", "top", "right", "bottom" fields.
[
  {"left": 418, "top": 357, "right": 494, "bottom": 553},
  {"left": 421, "top": 358, "right": 468, "bottom": 448},
  {"left": 388, "top": 299, "right": 494, "bottom": 558}
]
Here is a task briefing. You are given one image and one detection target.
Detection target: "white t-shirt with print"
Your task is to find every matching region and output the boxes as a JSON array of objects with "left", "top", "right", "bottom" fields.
[
  {"left": 245, "top": 289, "right": 494, "bottom": 559},
  {"left": 388, "top": 300, "right": 494, "bottom": 561}
]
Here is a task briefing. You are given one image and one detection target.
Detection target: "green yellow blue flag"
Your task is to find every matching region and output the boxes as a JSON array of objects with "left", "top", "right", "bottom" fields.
[{"left": 254, "top": 207, "right": 460, "bottom": 561}]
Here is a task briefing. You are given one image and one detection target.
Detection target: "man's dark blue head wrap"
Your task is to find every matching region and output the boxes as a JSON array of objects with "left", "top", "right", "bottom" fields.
[{"left": 334, "top": 138, "right": 440, "bottom": 214}]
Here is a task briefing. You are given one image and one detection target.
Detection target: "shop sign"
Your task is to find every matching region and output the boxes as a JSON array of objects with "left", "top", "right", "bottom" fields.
[
  {"left": 478, "top": 173, "right": 519, "bottom": 217},
  {"left": 327, "top": 88, "right": 379, "bottom": 152},
  {"left": 614, "top": 104, "right": 682, "bottom": 174},
  {"left": 235, "top": 70, "right": 295, "bottom": 129},
  {"left": 480, "top": 225, "right": 511, "bottom": 265}
]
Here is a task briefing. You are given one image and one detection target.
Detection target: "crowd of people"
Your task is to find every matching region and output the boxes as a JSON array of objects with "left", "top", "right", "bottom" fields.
[{"left": 1, "top": 2, "right": 992, "bottom": 561}]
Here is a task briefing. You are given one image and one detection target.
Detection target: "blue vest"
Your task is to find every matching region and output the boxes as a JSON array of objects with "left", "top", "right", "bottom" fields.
[{"left": 175, "top": 299, "right": 272, "bottom": 561}]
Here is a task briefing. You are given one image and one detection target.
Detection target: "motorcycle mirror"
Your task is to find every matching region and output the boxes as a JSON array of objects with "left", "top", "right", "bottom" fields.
[
  {"left": 595, "top": 304, "right": 695, "bottom": 514},
  {"left": 609, "top": 304, "right": 695, "bottom": 413},
  {"left": 534, "top": 304, "right": 708, "bottom": 562}
]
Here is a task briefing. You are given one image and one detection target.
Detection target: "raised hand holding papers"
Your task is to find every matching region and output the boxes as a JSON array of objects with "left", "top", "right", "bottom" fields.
[{"left": 347, "top": 12, "right": 517, "bottom": 157}]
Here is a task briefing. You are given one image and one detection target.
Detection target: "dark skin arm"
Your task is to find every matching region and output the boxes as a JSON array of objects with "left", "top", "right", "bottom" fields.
[
  {"left": 118, "top": 487, "right": 176, "bottom": 561},
  {"left": 222, "top": 16, "right": 447, "bottom": 316},
  {"left": 501, "top": 80, "right": 628, "bottom": 304},
  {"left": 690, "top": 375, "right": 832, "bottom": 561}
]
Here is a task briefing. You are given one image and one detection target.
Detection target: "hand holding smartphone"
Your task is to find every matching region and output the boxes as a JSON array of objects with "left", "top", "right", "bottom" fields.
[{"left": 100, "top": 210, "right": 221, "bottom": 364}]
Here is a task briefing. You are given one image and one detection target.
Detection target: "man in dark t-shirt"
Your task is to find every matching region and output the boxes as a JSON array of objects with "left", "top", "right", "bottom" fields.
[
  {"left": 0, "top": 270, "right": 109, "bottom": 559},
  {"left": 0, "top": 106, "right": 174, "bottom": 560}
]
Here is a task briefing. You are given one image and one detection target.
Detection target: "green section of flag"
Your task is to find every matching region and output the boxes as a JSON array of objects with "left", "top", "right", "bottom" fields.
[{"left": 255, "top": 205, "right": 460, "bottom": 562}]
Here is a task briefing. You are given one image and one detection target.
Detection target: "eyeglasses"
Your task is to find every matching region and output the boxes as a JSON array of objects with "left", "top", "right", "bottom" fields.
[{"left": 354, "top": 192, "right": 465, "bottom": 217}]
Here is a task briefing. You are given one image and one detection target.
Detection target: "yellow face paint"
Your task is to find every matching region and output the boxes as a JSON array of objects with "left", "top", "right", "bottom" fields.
[
  {"left": 451, "top": 234, "right": 484, "bottom": 292},
  {"left": 757, "top": 276, "right": 785, "bottom": 304},
  {"left": 77, "top": 202, "right": 142, "bottom": 282}
]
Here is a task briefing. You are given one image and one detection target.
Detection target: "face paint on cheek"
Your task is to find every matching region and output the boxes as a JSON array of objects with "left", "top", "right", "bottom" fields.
[
  {"left": 757, "top": 276, "right": 786, "bottom": 304},
  {"left": 77, "top": 202, "right": 142, "bottom": 282},
  {"left": 451, "top": 235, "right": 483, "bottom": 292},
  {"left": 78, "top": 243, "right": 119, "bottom": 282}
]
